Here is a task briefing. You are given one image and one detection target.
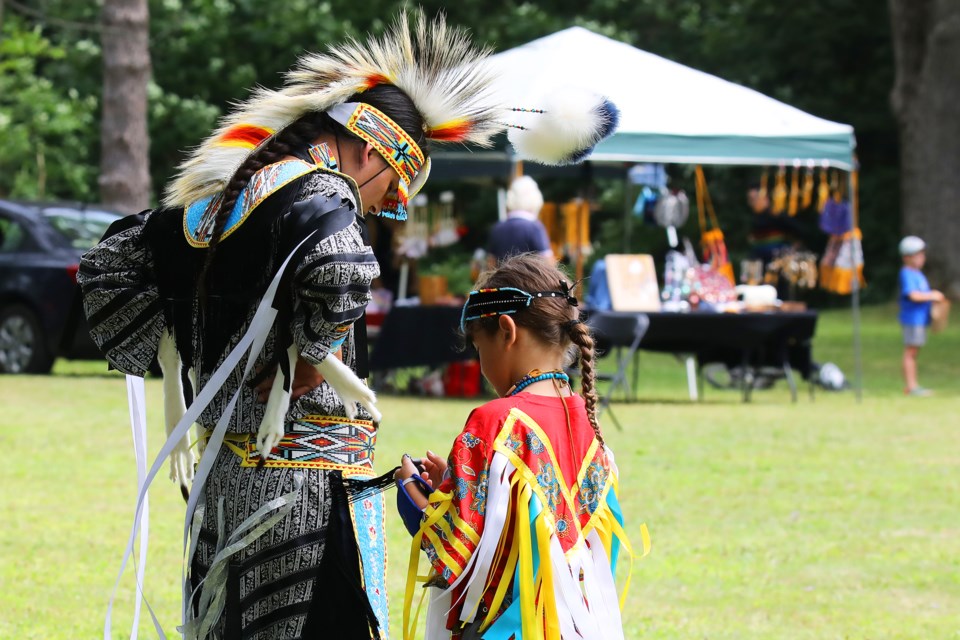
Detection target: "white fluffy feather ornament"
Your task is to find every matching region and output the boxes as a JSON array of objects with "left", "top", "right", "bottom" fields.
[{"left": 506, "top": 88, "right": 620, "bottom": 165}]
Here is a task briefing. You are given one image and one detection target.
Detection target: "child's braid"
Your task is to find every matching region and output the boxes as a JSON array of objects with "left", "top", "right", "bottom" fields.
[{"left": 566, "top": 320, "right": 603, "bottom": 446}]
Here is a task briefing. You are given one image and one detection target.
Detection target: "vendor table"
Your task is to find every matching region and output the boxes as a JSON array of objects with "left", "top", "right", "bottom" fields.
[
  {"left": 592, "top": 310, "right": 818, "bottom": 402},
  {"left": 369, "top": 305, "right": 818, "bottom": 402}
]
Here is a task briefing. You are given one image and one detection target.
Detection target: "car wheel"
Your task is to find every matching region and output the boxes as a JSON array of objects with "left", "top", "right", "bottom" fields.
[{"left": 0, "top": 304, "right": 54, "bottom": 374}]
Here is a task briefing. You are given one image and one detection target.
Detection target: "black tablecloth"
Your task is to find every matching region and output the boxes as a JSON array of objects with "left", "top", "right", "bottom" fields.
[
  {"left": 370, "top": 306, "right": 818, "bottom": 380},
  {"left": 594, "top": 311, "right": 818, "bottom": 378},
  {"left": 369, "top": 305, "right": 474, "bottom": 371}
]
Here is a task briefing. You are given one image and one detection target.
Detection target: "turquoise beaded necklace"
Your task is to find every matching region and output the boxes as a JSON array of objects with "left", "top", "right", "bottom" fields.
[{"left": 506, "top": 368, "right": 570, "bottom": 397}]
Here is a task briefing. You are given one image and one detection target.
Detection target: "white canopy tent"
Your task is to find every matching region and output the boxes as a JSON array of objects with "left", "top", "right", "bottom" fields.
[
  {"left": 486, "top": 26, "right": 856, "bottom": 169},
  {"left": 442, "top": 27, "right": 863, "bottom": 400}
]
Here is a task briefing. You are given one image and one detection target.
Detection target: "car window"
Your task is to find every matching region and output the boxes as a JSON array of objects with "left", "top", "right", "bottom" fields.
[
  {"left": 42, "top": 207, "right": 122, "bottom": 250},
  {"left": 0, "top": 216, "right": 27, "bottom": 253}
]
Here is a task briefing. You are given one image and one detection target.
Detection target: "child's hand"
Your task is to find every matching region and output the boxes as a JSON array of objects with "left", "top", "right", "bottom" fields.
[
  {"left": 395, "top": 454, "right": 421, "bottom": 481},
  {"left": 421, "top": 450, "right": 448, "bottom": 488},
  {"left": 932, "top": 290, "right": 946, "bottom": 302}
]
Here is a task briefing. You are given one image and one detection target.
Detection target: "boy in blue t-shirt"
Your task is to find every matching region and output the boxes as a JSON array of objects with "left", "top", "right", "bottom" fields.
[{"left": 898, "top": 236, "right": 945, "bottom": 396}]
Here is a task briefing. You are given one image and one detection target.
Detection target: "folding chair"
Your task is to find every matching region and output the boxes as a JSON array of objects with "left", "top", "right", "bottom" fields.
[{"left": 588, "top": 312, "right": 650, "bottom": 430}]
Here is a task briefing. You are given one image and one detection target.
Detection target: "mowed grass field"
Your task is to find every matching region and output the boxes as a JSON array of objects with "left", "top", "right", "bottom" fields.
[{"left": 1, "top": 305, "right": 957, "bottom": 639}]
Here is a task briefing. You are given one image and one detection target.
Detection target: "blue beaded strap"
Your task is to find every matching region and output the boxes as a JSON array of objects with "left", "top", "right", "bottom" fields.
[{"left": 506, "top": 369, "right": 570, "bottom": 397}]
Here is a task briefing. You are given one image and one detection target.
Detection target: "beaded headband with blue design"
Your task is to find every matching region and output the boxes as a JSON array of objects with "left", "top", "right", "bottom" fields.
[
  {"left": 460, "top": 283, "right": 578, "bottom": 332},
  {"left": 327, "top": 102, "right": 429, "bottom": 221}
]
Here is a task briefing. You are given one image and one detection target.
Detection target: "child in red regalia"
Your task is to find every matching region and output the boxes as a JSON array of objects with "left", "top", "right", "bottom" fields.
[{"left": 395, "top": 254, "right": 647, "bottom": 640}]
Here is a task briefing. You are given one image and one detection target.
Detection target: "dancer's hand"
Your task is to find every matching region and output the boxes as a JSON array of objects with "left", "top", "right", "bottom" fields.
[
  {"left": 256, "top": 421, "right": 284, "bottom": 464},
  {"left": 420, "top": 450, "right": 447, "bottom": 488},
  {"left": 255, "top": 354, "right": 331, "bottom": 402},
  {"left": 158, "top": 328, "right": 193, "bottom": 499}
]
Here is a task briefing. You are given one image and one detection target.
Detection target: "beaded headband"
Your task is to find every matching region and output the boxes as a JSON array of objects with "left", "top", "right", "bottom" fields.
[
  {"left": 460, "top": 283, "right": 579, "bottom": 332},
  {"left": 327, "top": 102, "right": 429, "bottom": 221}
]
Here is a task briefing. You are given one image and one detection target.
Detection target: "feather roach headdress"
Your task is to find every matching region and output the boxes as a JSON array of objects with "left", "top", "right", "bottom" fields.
[{"left": 163, "top": 9, "right": 619, "bottom": 214}]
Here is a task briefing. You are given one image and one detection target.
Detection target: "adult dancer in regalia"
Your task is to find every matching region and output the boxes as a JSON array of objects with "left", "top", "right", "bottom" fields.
[
  {"left": 79, "top": 10, "right": 619, "bottom": 639},
  {"left": 80, "top": 12, "right": 507, "bottom": 639}
]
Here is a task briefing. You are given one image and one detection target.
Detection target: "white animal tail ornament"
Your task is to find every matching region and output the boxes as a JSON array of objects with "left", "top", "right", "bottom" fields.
[{"left": 157, "top": 329, "right": 194, "bottom": 499}]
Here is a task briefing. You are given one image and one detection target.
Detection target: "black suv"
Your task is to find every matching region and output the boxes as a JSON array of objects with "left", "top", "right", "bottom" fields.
[{"left": 0, "top": 200, "right": 123, "bottom": 373}]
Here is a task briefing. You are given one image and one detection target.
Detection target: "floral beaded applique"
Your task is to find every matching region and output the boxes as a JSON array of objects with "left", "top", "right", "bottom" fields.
[
  {"left": 576, "top": 453, "right": 611, "bottom": 518},
  {"left": 461, "top": 432, "right": 482, "bottom": 448},
  {"left": 454, "top": 476, "right": 471, "bottom": 501},
  {"left": 525, "top": 432, "right": 546, "bottom": 455},
  {"left": 536, "top": 461, "right": 562, "bottom": 512},
  {"left": 503, "top": 432, "right": 524, "bottom": 454},
  {"left": 454, "top": 465, "right": 489, "bottom": 516},
  {"left": 470, "top": 468, "right": 489, "bottom": 516}
]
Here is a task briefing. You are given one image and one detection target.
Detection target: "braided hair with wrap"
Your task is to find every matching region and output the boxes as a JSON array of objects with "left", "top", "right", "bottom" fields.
[
  {"left": 464, "top": 253, "right": 604, "bottom": 445},
  {"left": 196, "top": 84, "right": 428, "bottom": 302}
]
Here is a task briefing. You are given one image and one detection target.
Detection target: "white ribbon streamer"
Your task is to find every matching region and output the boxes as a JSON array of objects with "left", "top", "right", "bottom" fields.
[
  {"left": 125, "top": 375, "right": 166, "bottom": 639},
  {"left": 455, "top": 454, "right": 513, "bottom": 621}
]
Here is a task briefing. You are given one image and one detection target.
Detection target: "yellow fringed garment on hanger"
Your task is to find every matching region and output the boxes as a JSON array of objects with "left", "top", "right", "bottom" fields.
[
  {"left": 817, "top": 168, "right": 830, "bottom": 212},
  {"left": 771, "top": 167, "right": 787, "bottom": 215},
  {"left": 831, "top": 170, "right": 865, "bottom": 294},
  {"left": 695, "top": 166, "right": 735, "bottom": 285},
  {"left": 801, "top": 167, "right": 814, "bottom": 210},
  {"left": 539, "top": 202, "right": 560, "bottom": 259},
  {"left": 819, "top": 170, "right": 865, "bottom": 294},
  {"left": 758, "top": 169, "right": 769, "bottom": 210},
  {"left": 787, "top": 167, "right": 800, "bottom": 216}
]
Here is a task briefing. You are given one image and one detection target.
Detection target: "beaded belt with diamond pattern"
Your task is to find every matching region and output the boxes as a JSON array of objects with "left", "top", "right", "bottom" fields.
[{"left": 216, "top": 415, "right": 377, "bottom": 476}]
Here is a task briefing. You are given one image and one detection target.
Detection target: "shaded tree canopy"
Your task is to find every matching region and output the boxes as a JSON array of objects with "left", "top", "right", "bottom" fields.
[{"left": 4, "top": 0, "right": 931, "bottom": 299}]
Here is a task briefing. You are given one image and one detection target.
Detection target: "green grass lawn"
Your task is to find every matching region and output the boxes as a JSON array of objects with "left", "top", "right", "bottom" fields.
[{"left": 1, "top": 305, "right": 957, "bottom": 639}]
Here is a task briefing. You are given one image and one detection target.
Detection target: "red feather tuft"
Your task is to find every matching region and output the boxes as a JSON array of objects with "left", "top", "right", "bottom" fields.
[
  {"left": 427, "top": 121, "right": 473, "bottom": 142},
  {"left": 362, "top": 74, "right": 391, "bottom": 90},
  {"left": 219, "top": 124, "right": 273, "bottom": 148}
]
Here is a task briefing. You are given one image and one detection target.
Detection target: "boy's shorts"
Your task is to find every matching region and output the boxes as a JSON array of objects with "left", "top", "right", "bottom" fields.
[{"left": 903, "top": 324, "right": 927, "bottom": 347}]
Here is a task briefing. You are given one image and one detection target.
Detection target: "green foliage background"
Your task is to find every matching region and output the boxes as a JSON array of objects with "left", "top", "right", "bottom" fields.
[{"left": 1, "top": 0, "right": 899, "bottom": 299}]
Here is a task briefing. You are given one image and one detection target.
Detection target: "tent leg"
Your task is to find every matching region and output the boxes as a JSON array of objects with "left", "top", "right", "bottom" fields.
[
  {"left": 849, "top": 166, "right": 863, "bottom": 403},
  {"left": 398, "top": 260, "right": 410, "bottom": 301},
  {"left": 685, "top": 356, "right": 698, "bottom": 401},
  {"left": 623, "top": 167, "right": 632, "bottom": 253},
  {"left": 852, "top": 279, "right": 863, "bottom": 403}
]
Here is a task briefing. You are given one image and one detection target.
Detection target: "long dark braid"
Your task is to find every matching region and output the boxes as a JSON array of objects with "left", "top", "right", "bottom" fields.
[
  {"left": 195, "top": 113, "right": 330, "bottom": 302},
  {"left": 195, "top": 84, "right": 429, "bottom": 302},
  {"left": 566, "top": 320, "right": 603, "bottom": 446}
]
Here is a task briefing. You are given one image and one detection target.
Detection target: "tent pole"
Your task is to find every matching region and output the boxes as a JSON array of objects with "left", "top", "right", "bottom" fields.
[
  {"left": 850, "top": 165, "right": 863, "bottom": 402},
  {"left": 623, "top": 165, "right": 632, "bottom": 252},
  {"left": 851, "top": 269, "right": 863, "bottom": 403}
]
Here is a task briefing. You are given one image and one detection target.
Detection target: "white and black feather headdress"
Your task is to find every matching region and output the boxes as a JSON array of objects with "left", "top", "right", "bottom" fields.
[{"left": 163, "top": 9, "right": 618, "bottom": 209}]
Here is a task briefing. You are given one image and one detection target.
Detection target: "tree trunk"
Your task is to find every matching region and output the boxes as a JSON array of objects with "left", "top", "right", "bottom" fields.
[
  {"left": 100, "top": 0, "right": 151, "bottom": 213},
  {"left": 889, "top": 0, "right": 960, "bottom": 298}
]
